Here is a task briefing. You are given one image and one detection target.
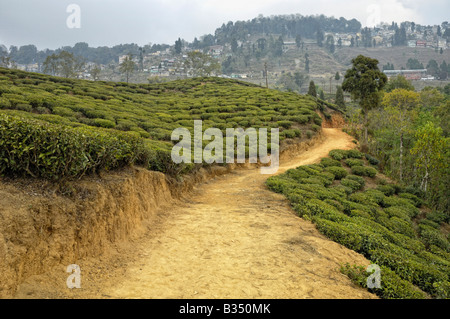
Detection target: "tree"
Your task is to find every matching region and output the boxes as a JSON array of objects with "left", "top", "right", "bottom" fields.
[
  {"left": 411, "top": 122, "right": 448, "bottom": 194},
  {"left": 304, "top": 53, "right": 310, "bottom": 73},
  {"left": 295, "top": 34, "right": 302, "bottom": 49},
  {"left": 427, "top": 59, "right": 440, "bottom": 77},
  {"left": 335, "top": 86, "right": 345, "bottom": 109},
  {"left": 439, "top": 61, "right": 448, "bottom": 80},
  {"left": 183, "top": 51, "right": 221, "bottom": 77},
  {"left": 90, "top": 64, "right": 101, "bottom": 81},
  {"left": 325, "top": 35, "right": 335, "bottom": 53},
  {"left": 119, "top": 54, "right": 136, "bottom": 83},
  {"left": 342, "top": 55, "right": 388, "bottom": 145},
  {"left": 175, "top": 38, "right": 183, "bottom": 55},
  {"left": 42, "top": 51, "right": 84, "bottom": 78},
  {"left": 316, "top": 28, "right": 324, "bottom": 47},
  {"left": 294, "top": 72, "right": 308, "bottom": 91},
  {"left": 231, "top": 38, "right": 238, "bottom": 54},
  {"left": 382, "top": 89, "right": 420, "bottom": 181},
  {"left": 308, "top": 80, "right": 317, "bottom": 97},
  {"left": 0, "top": 56, "right": 17, "bottom": 69},
  {"left": 384, "top": 75, "right": 415, "bottom": 92},
  {"left": 406, "top": 58, "right": 424, "bottom": 70},
  {"left": 319, "top": 89, "right": 325, "bottom": 100},
  {"left": 335, "top": 72, "right": 340, "bottom": 81}
]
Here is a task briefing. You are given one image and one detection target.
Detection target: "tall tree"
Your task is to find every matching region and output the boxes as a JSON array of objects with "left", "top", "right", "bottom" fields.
[
  {"left": 335, "top": 85, "right": 345, "bottom": 109},
  {"left": 119, "top": 54, "right": 136, "bottom": 83},
  {"left": 175, "top": 38, "right": 183, "bottom": 55},
  {"left": 342, "top": 55, "right": 388, "bottom": 146},
  {"left": 410, "top": 122, "right": 448, "bottom": 195},
  {"left": 382, "top": 89, "right": 420, "bottom": 181},
  {"left": 316, "top": 28, "right": 324, "bottom": 47},
  {"left": 90, "top": 64, "right": 101, "bottom": 81},
  {"left": 308, "top": 80, "right": 317, "bottom": 97},
  {"left": 183, "top": 51, "right": 221, "bottom": 77}
]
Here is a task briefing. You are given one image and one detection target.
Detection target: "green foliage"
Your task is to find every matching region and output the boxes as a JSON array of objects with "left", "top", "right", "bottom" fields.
[
  {"left": 0, "top": 68, "right": 325, "bottom": 179},
  {"left": 344, "top": 158, "right": 365, "bottom": 167},
  {"left": 351, "top": 165, "right": 378, "bottom": 178},
  {"left": 324, "top": 166, "right": 348, "bottom": 180},
  {"left": 0, "top": 114, "right": 150, "bottom": 180},
  {"left": 266, "top": 149, "right": 450, "bottom": 299},
  {"left": 320, "top": 157, "right": 342, "bottom": 168}
]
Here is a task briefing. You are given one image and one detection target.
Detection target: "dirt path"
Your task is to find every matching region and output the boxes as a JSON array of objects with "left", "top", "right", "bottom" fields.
[{"left": 14, "top": 128, "right": 376, "bottom": 299}]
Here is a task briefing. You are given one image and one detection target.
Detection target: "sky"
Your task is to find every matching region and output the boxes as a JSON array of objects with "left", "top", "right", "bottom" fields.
[{"left": 0, "top": 0, "right": 448, "bottom": 50}]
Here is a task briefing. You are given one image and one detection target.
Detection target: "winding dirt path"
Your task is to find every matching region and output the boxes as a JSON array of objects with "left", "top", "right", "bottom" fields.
[{"left": 14, "top": 128, "right": 377, "bottom": 299}]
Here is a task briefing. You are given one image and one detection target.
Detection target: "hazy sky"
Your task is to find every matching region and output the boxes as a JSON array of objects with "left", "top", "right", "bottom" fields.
[{"left": 0, "top": 0, "right": 448, "bottom": 50}]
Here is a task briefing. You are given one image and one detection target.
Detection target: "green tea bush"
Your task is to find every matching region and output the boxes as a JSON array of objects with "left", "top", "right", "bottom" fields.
[
  {"left": 398, "top": 193, "right": 423, "bottom": 207},
  {"left": 345, "top": 149, "right": 364, "bottom": 159},
  {"left": 341, "top": 178, "right": 363, "bottom": 192},
  {"left": 329, "top": 149, "right": 348, "bottom": 161},
  {"left": 320, "top": 157, "right": 342, "bottom": 168},
  {"left": 344, "top": 158, "right": 365, "bottom": 167},
  {"left": 324, "top": 166, "right": 348, "bottom": 180},
  {"left": 351, "top": 165, "right": 378, "bottom": 178},
  {"left": 0, "top": 114, "right": 149, "bottom": 180}
]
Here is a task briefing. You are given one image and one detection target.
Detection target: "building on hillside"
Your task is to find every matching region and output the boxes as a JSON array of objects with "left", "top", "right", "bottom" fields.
[
  {"left": 383, "top": 69, "right": 428, "bottom": 80},
  {"left": 416, "top": 40, "right": 427, "bottom": 47},
  {"left": 208, "top": 45, "right": 224, "bottom": 55}
]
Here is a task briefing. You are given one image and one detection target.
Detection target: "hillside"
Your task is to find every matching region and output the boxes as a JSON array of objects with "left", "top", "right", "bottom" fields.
[{"left": 0, "top": 67, "right": 343, "bottom": 180}]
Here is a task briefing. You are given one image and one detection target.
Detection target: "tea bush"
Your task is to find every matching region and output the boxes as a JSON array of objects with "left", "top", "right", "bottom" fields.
[{"left": 266, "top": 149, "right": 450, "bottom": 299}]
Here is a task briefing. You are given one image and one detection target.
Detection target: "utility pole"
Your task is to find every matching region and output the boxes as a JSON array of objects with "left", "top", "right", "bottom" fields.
[{"left": 264, "top": 62, "right": 268, "bottom": 89}]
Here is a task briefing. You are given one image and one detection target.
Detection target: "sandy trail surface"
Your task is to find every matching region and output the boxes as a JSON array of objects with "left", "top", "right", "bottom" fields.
[{"left": 14, "top": 128, "right": 376, "bottom": 299}]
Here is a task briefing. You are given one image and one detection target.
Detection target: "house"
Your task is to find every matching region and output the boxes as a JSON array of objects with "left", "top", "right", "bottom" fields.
[
  {"left": 416, "top": 40, "right": 427, "bottom": 47},
  {"left": 384, "top": 69, "right": 428, "bottom": 80},
  {"left": 208, "top": 45, "right": 224, "bottom": 55}
]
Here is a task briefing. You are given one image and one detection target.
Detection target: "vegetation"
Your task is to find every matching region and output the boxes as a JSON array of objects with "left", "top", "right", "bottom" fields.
[
  {"left": 342, "top": 55, "right": 388, "bottom": 146},
  {"left": 0, "top": 67, "right": 326, "bottom": 180},
  {"left": 266, "top": 149, "right": 449, "bottom": 299}
]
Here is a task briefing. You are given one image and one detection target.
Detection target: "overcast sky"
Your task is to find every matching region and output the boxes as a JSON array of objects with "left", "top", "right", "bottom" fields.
[{"left": 0, "top": 0, "right": 448, "bottom": 50}]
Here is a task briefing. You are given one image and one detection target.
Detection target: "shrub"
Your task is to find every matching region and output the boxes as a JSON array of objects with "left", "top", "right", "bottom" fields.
[
  {"left": 329, "top": 149, "right": 347, "bottom": 161},
  {"left": 340, "top": 263, "right": 427, "bottom": 299},
  {"left": 351, "top": 165, "right": 378, "bottom": 178},
  {"left": 365, "top": 153, "right": 380, "bottom": 165},
  {"left": 376, "top": 185, "right": 396, "bottom": 196},
  {"left": 313, "top": 218, "right": 362, "bottom": 251},
  {"left": 324, "top": 166, "right": 348, "bottom": 180},
  {"left": 0, "top": 114, "right": 149, "bottom": 180},
  {"left": 398, "top": 193, "right": 423, "bottom": 207},
  {"left": 344, "top": 158, "right": 365, "bottom": 167},
  {"left": 341, "top": 177, "right": 363, "bottom": 192},
  {"left": 320, "top": 157, "right": 342, "bottom": 168},
  {"left": 345, "top": 149, "right": 363, "bottom": 159}
]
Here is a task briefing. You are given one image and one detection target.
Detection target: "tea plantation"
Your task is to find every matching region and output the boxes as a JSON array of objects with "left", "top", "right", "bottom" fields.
[
  {"left": 0, "top": 67, "right": 328, "bottom": 179},
  {"left": 266, "top": 149, "right": 450, "bottom": 299}
]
